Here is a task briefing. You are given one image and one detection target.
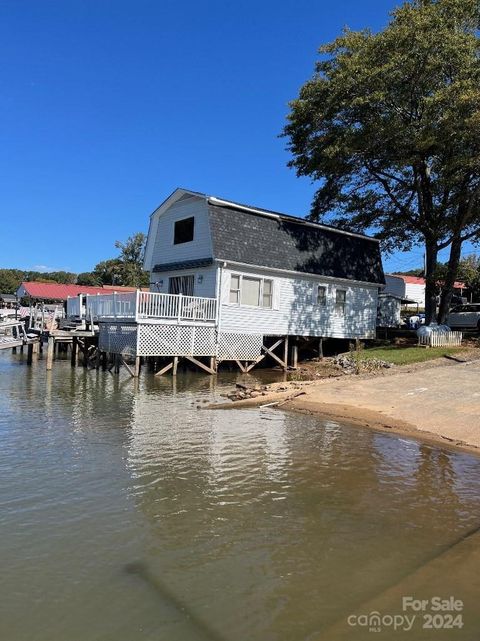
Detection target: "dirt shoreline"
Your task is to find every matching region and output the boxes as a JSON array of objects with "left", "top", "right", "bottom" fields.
[{"left": 211, "top": 353, "right": 480, "bottom": 456}]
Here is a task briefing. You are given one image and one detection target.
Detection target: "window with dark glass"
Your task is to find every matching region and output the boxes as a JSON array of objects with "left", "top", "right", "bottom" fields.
[
  {"left": 316, "top": 285, "right": 327, "bottom": 306},
  {"left": 335, "top": 289, "right": 346, "bottom": 315},
  {"left": 173, "top": 217, "right": 194, "bottom": 244},
  {"left": 169, "top": 275, "right": 194, "bottom": 296}
]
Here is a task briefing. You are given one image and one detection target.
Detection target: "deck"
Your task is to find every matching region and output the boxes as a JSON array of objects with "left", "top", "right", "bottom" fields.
[
  {"left": 67, "top": 291, "right": 217, "bottom": 325},
  {"left": 66, "top": 290, "right": 272, "bottom": 369}
]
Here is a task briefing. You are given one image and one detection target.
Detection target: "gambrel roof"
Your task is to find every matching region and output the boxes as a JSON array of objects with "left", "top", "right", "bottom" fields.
[
  {"left": 145, "top": 189, "right": 385, "bottom": 286},
  {"left": 208, "top": 199, "right": 384, "bottom": 285}
]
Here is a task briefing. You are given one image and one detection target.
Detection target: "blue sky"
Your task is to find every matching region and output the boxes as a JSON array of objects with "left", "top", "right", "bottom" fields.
[{"left": 0, "top": 0, "right": 473, "bottom": 274}]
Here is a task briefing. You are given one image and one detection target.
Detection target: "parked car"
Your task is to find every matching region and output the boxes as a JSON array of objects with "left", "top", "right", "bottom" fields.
[{"left": 447, "top": 303, "right": 480, "bottom": 330}]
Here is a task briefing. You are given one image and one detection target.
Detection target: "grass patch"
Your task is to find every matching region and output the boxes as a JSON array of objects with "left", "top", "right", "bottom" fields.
[{"left": 356, "top": 345, "right": 463, "bottom": 366}]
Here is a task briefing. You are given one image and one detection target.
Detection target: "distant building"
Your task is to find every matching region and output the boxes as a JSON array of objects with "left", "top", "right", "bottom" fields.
[
  {"left": 16, "top": 282, "right": 141, "bottom": 303},
  {"left": 384, "top": 274, "right": 466, "bottom": 310}
]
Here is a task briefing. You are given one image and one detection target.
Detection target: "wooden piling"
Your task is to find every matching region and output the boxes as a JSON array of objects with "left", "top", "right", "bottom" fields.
[
  {"left": 134, "top": 356, "right": 141, "bottom": 377},
  {"left": 46, "top": 336, "right": 55, "bottom": 370},
  {"left": 283, "top": 336, "right": 289, "bottom": 370},
  {"left": 172, "top": 356, "right": 179, "bottom": 377},
  {"left": 71, "top": 337, "right": 78, "bottom": 367},
  {"left": 291, "top": 342, "right": 298, "bottom": 369},
  {"left": 27, "top": 343, "right": 33, "bottom": 365}
]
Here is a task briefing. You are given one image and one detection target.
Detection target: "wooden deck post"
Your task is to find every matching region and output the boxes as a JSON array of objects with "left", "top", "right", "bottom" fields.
[
  {"left": 172, "top": 356, "right": 179, "bottom": 377},
  {"left": 134, "top": 356, "right": 141, "bottom": 377},
  {"left": 27, "top": 342, "right": 33, "bottom": 365},
  {"left": 71, "top": 337, "right": 78, "bottom": 367},
  {"left": 291, "top": 342, "right": 298, "bottom": 369},
  {"left": 46, "top": 336, "right": 55, "bottom": 370},
  {"left": 283, "top": 336, "right": 289, "bottom": 370},
  {"left": 318, "top": 337, "right": 324, "bottom": 360}
]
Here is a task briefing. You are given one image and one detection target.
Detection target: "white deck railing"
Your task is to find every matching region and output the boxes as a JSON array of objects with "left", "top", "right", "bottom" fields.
[
  {"left": 68, "top": 291, "right": 217, "bottom": 324},
  {"left": 66, "top": 297, "right": 82, "bottom": 318},
  {"left": 136, "top": 292, "right": 217, "bottom": 321},
  {"left": 87, "top": 292, "right": 137, "bottom": 319}
]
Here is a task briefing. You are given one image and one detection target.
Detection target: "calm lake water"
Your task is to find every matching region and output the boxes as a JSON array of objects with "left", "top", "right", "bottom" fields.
[{"left": 1, "top": 350, "right": 480, "bottom": 641}]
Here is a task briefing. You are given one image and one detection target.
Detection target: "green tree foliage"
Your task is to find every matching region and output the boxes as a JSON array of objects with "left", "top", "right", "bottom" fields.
[
  {"left": 284, "top": 0, "right": 480, "bottom": 323},
  {"left": 81, "top": 233, "right": 150, "bottom": 287},
  {"left": 91, "top": 258, "right": 124, "bottom": 285},
  {"left": 457, "top": 255, "right": 480, "bottom": 300},
  {"left": 114, "top": 232, "right": 150, "bottom": 288},
  {"left": 76, "top": 272, "right": 101, "bottom": 286},
  {"left": 0, "top": 269, "right": 24, "bottom": 294},
  {"left": 0, "top": 268, "right": 76, "bottom": 293}
]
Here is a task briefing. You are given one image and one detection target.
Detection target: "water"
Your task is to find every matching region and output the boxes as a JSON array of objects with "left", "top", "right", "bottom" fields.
[{"left": 1, "top": 351, "right": 480, "bottom": 641}]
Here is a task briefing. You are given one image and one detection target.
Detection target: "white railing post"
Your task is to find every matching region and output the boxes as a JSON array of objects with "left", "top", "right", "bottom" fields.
[
  {"left": 135, "top": 289, "right": 140, "bottom": 321},
  {"left": 113, "top": 291, "right": 117, "bottom": 319},
  {"left": 178, "top": 293, "right": 183, "bottom": 322}
]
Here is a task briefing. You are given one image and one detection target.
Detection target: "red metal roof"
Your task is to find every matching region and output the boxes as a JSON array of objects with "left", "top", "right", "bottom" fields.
[
  {"left": 18, "top": 282, "right": 109, "bottom": 300},
  {"left": 390, "top": 274, "right": 465, "bottom": 288}
]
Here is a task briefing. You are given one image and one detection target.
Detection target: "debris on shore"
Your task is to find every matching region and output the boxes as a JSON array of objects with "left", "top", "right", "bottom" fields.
[
  {"left": 223, "top": 382, "right": 306, "bottom": 402},
  {"left": 333, "top": 354, "right": 393, "bottom": 374}
]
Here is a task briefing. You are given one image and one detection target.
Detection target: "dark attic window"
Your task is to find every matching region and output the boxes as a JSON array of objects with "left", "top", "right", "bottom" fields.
[{"left": 173, "top": 217, "right": 195, "bottom": 244}]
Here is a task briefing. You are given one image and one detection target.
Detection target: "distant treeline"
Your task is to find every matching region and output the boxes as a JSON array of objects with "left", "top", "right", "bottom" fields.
[{"left": 0, "top": 233, "right": 150, "bottom": 294}]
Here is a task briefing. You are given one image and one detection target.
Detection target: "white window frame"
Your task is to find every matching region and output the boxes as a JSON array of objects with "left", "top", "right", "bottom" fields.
[
  {"left": 315, "top": 285, "right": 327, "bottom": 306},
  {"left": 229, "top": 274, "right": 241, "bottom": 304},
  {"left": 335, "top": 289, "right": 347, "bottom": 315},
  {"left": 228, "top": 273, "right": 274, "bottom": 309}
]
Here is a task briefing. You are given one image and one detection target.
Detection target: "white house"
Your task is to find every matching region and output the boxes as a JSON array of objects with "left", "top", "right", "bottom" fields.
[
  {"left": 384, "top": 274, "right": 466, "bottom": 310},
  {"left": 384, "top": 275, "right": 425, "bottom": 308},
  {"left": 88, "top": 188, "right": 385, "bottom": 373}
]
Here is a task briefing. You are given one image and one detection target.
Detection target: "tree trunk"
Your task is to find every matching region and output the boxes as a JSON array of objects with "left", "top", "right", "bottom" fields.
[
  {"left": 438, "top": 236, "right": 463, "bottom": 324},
  {"left": 424, "top": 240, "right": 439, "bottom": 324}
]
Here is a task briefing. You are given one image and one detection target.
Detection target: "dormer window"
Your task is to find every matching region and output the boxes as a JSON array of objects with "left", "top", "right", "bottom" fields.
[{"left": 174, "top": 217, "right": 194, "bottom": 244}]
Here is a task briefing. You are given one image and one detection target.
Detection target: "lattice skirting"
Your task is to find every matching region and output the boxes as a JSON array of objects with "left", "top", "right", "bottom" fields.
[
  {"left": 217, "top": 332, "right": 262, "bottom": 361},
  {"left": 99, "top": 324, "right": 263, "bottom": 360},
  {"left": 99, "top": 322, "right": 137, "bottom": 356},
  {"left": 137, "top": 324, "right": 217, "bottom": 357}
]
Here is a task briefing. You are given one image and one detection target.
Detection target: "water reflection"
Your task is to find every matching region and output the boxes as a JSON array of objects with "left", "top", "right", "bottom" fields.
[{"left": 1, "top": 352, "right": 480, "bottom": 641}]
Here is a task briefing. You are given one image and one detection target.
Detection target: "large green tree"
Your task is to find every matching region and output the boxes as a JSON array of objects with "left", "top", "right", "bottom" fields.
[{"left": 284, "top": 0, "right": 480, "bottom": 323}]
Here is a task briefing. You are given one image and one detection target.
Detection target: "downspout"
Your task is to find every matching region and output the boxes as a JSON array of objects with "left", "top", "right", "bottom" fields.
[{"left": 215, "top": 261, "right": 226, "bottom": 343}]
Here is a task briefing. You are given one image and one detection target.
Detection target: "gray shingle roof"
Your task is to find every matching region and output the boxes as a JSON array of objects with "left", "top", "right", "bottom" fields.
[
  {"left": 152, "top": 258, "right": 213, "bottom": 273},
  {"left": 208, "top": 203, "right": 384, "bottom": 285}
]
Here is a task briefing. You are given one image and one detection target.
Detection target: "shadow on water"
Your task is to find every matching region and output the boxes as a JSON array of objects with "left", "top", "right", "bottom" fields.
[{"left": 125, "top": 562, "right": 225, "bottom": 641}]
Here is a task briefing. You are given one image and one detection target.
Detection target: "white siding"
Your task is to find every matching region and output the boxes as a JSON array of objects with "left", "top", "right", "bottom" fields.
[
  {"left": 384, "top": 275, "right": 406, "bottom": 298},
  {"left": 377, "top": 295, "right": 401, "bottom": 327},
  {"left": 404, "top": 283, "right": 425, "bottom": 307},
  {"left": 149, "top": 195, "right": 213, "bottom": 269},
  {"left": 219, "top": 266, "right": 378, "bottom": 339},
  {"left": 150, "top": 265, "right": 217, "bottom": 298}
]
